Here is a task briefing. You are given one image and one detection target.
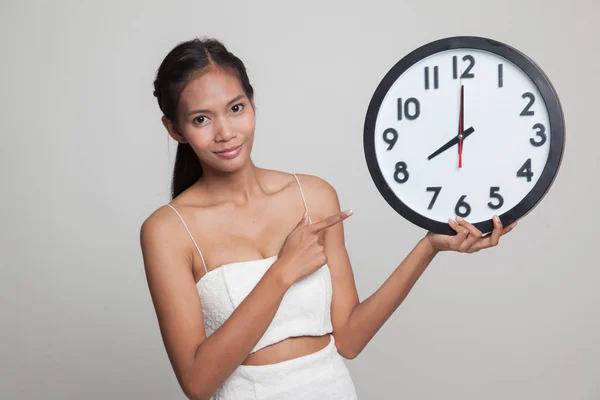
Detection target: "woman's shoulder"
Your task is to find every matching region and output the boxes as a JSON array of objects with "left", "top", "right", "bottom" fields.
[
  {"left": 140, "top": 203, "right": 183, "bottom": 243},
  {"left": 293, "top": 172, "right": 337, "bottom": 194},
  {"left": 283, "top": 171, "right": 341, "bottom": 217},
  {"left": 141, "top": 182, "right": 209, "bottom": 230},
  {"left": 260, "top": 168, "right": 338, "bottom": 198}
]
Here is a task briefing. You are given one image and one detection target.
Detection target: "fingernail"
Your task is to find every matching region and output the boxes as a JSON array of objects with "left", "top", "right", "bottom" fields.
[
  {"left": 456, "top": 216, "right": 463, "bottom": 222},
  {"left": 304, "top": 211, "right": 308, "bottom": 219},
  {"left": 493, "top": 215, "right": 499, "bottom": 222},
  {"left": 448, "top": 218, "right": 455, "bottom": 224},
  {"left": 344, "top": 209, "right": 354, "bottom": 216}
]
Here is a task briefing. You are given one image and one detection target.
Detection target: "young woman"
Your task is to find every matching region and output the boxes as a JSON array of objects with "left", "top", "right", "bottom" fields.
[{"left": 140, "top": 38, "right": 517, "bottom": 400}]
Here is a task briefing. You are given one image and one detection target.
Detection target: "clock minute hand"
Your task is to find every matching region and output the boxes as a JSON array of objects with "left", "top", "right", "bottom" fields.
[{"left": 427, "top": 127, "right": 475, "bottom": 161}]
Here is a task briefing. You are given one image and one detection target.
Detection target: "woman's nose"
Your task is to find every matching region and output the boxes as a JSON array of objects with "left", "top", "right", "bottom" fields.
[{"left": 215, "top": 119, "right": 236, "bottom": 142}]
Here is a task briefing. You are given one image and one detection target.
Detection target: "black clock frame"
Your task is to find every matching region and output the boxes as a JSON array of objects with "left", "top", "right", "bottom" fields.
[{"left": 363, "top": 36, "right": 565, "bottom": 235}]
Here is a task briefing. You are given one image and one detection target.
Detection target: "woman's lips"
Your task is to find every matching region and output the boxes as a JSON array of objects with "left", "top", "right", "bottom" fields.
[{"left": 214, "top": 144, "right": 243, "bottom": 159}]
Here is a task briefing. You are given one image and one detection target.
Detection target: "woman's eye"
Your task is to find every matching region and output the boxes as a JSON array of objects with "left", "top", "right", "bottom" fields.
[
  {"left": 194, "top": 116, "right": 206, "bottom": 124},
  {"left": 232, "top": 103, "right": 244, "bottom": 113}
]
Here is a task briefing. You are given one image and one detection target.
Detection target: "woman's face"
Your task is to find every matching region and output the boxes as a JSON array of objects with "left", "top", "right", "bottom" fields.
[{"left": 166, "top": 67, "right": 256, "bottom": 174}]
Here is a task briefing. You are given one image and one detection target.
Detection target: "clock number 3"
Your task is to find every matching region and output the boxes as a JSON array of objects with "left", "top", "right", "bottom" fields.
[
  {"left": 530, "top": 123, "right": 547, "bottom": 147},
  {"left": 394, "top": 161, "right": 409, "bottom": 183}
]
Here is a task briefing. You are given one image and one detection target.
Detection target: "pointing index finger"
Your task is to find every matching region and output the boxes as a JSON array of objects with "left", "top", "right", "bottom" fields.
[{"left": 310, "top": 209, "right": 353, "bottom": 233}]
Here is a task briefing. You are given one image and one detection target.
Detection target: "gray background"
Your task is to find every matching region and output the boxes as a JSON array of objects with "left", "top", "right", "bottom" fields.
[{"left": 1, "top": 0, "right": 598, "bottom": 399}]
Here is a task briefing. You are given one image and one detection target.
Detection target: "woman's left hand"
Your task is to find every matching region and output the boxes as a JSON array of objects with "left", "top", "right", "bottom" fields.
[{"left": 425, "top": 215, "right": 518, "bottom": 254}]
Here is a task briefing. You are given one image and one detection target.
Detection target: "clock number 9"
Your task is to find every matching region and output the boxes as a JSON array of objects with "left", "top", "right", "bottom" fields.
[
  {"left": 394, "top": 161, "right": 409, "bottom": 183},
  {"left": 383, "top": 128, "right": 398, "bottom": 150},
  {"left": 454, "top": 195, "right": 471, "bottom": 218}
]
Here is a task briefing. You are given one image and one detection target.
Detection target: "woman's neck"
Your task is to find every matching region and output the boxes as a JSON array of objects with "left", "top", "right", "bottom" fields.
[{"left": 200, "top": 161, "right": 264, "bottom": 206}]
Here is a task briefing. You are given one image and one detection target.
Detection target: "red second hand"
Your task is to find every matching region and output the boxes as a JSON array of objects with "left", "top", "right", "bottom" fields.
[{"left": 458, "top": 76, "right": 464, "bottom": 169}]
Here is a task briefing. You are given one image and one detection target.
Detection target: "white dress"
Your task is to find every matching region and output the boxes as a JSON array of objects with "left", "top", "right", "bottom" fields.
[{"left": 166, "top": 174, "right": 358, "bottom": 399}]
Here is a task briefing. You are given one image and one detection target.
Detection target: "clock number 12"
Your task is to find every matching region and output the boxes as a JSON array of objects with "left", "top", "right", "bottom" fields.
[{"left": 453, "top": 55, "right": 475, "bottom": 79}]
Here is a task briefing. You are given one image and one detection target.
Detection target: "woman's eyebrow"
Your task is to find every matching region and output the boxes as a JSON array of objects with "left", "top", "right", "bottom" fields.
[{"left": 186, "top": 94, "right": 246, "bottom": 117}]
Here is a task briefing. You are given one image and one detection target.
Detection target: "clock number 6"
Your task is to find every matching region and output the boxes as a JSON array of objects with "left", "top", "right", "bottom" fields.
[
  {"left": 454, "top": 195, "right": 471, "bottom": 218},
  {"left": 394, "top": 161, "right": 409, "bottom": 183}
]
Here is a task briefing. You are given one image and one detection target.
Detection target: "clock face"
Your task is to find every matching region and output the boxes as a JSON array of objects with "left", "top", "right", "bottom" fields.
[{"left": 364, "top": 37, "right": 565, "bottom": 235}]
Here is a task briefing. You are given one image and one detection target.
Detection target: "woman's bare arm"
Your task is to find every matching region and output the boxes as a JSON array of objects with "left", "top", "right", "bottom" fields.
[
  {"left": 140, "top": 206, "right": 291, "bottom": 400},
  {"left": 298, "top": 174, "right": 516, "bottom": 360},
  {"left": 297, "top": 175, "right": 438, "bottom": 359}
]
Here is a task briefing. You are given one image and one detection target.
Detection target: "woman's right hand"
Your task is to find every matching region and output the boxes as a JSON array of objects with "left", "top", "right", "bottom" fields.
[{"left": 274, "top": 209, "right": 354, "bottom": 286}]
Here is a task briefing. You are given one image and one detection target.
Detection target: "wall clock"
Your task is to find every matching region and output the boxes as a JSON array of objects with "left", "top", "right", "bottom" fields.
[{"left": 363, "top": 36, "right": 565, "bottom": 235}]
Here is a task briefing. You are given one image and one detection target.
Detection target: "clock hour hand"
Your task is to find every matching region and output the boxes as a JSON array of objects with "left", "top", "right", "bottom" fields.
[{"left": 427, "top": 127, "right": 475, "bottom": 161}]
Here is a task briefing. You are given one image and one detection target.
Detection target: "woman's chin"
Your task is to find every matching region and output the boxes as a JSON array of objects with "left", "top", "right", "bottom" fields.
[{"left": 209, "top": 155, "right": 251, "bottom": 174}]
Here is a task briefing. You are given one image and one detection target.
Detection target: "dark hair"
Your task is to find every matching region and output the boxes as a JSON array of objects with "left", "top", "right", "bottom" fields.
[{"left": 153, "top": 38, "right": 255, "bottom": 199}]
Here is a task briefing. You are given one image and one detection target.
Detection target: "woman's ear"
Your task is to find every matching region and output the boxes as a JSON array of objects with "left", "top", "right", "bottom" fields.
[{"left": 162, "top": 116, "right": 187, "bottom": 144}]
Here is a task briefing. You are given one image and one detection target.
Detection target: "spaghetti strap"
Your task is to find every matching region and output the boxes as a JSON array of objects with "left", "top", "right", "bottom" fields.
[
  {"left": 292, "top": 173, "right": 312, "bottom": 223},
  {"left": 166, "top": 204, "right": 208, "bottom": 273}
]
